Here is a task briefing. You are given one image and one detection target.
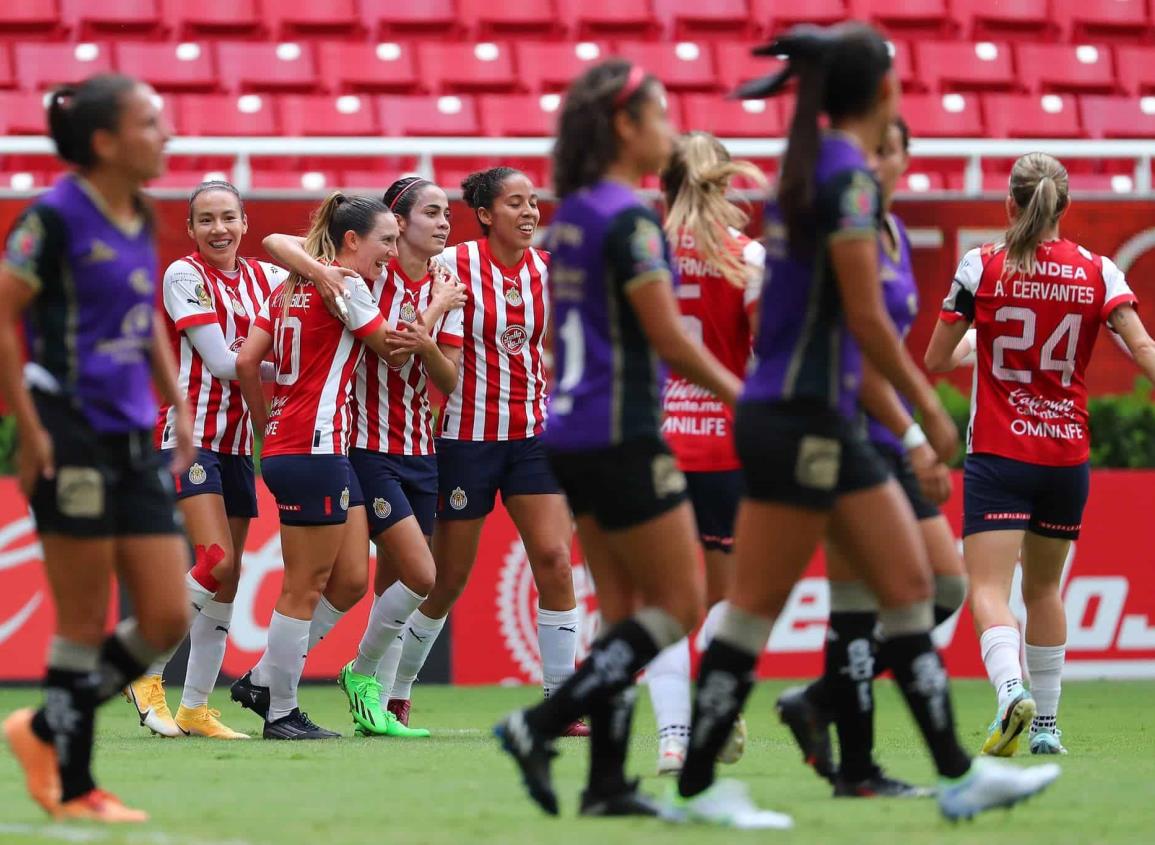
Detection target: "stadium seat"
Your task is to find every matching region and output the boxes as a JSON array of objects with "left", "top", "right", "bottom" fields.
[
  {"left": 890, "top": 40, "right": 917, "bottom": 91},
  {"left": 266, "top": 0, "right": 363, "bottom": 40},
  {"left": 160, "top": 0, "right": 263, "bottom": 38},
  {"left": 114, "top": 43, "right": 218, "bottom": 93},
  {"left": 377, "top": 95, "right": 482, "bottom": 136},
  {"left": 0, "top": 92, "right": 50, "bottom": 135},
  {"left": 1053, "top": 0, "right": 1151, "bottom": 43},
  {"left": 1080, "top": 95, "right": 1155, "bottom": 139},
  {"left": 60, "top": 0, "right": 162, "bottom": 38},
  {"left": 903, "top": 93, "right": 984, "bottom": 136},
  {"left": 175, "top": 94, "right": 280, "bottom": 136},
  {"left": 1116, "top": 46, "right": 1155, "bottom": 95},
  {"left": 653, "top": 0, "right": 758, "bottom": 40},
  {"left": 953, "top": 0, "right": 1055, "bottom": 41},
  {"left": 339, "top": 158, "right": 422, "bottom": 190},
  {"left": 14, "top": 43, "right": 113, "bottom": 91},
  {"left": 434, "top": 156, "right": 550, "bottom": 192},
  {"left": 0, "top": 0, "right": 62, "bottom": 37},
  {"left": 914, "top": 41, "right": 1017, "bottom": 92},
  {"left": 557, "top": 0, "right": 662, "bottom": 39},
  {"left": 680, "top": 95, "right": 784, "bottom": 138},
  {"left": 0, "top": 44, "right": 13, "bottom": 89},
  {"left": 753, "top": 0, "right": 847, "bottom": 33},
  {"left": 317, "top": 42, "right": 419, "bottom": 94},
  {"left": 459, "top": 0, "right": 564, "bottom": 38},
  {"left": 214, "top": 42, "right": 318, "bottom": 93},
  {"left": 361, "top": 0, "right": 464, "bottom": 39},
  {"left": 513, "top": 41, "right": 611, "bottom": 93},
  {"left": 849, "top": 0, "right": 957, "bottom": 37},
  {"left": 983, "top": 93, "right": 1082, "bottom": 137},
  {"left": 713, "top": 42, "right": 783, "bottom": 94},
  {"left": 479, "top": 94, "right": 560, "bottom": 136},
  {"left": 251, "top": 167, "right": 340, "bottom": 191},
  {"left": 898, "top": 171, "right": 946, "bottom": 193},
  {"left": 417, "top": 43, "right": 518, "bottom": 94},
  {"left": 1015, "top": 44, "right": 1118, "bottom": 94},
  {"left": 279, "top": 95, "right": 382, "bottom": 136},
  {"left": 613, "top": 42, "right": 718, "bottom": 92}
]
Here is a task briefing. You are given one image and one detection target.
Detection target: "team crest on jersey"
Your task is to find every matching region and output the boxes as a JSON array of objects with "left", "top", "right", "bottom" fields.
[
  {"left": 6, "top": 213, "right": 43, "bottom": 274},
  {"left": 226, "top": 287, "right": 246, "bottom": 317},
  {"left": 84, "top": 239, "right": 117, "bottom": 265},
  {"left": 504, "top": 284, "right": 523, "bottom": 307},
  {"left": 129, "top": 268, "right": 153, "bottom": 296},
  {"left": 501, "top": 325, "right": 528, "bottom": 354},
  {"left": 448, "top": 486, "right": 468, "bottom": 511},
  {"left": 188, "top": 463, "right": 207, "bottom": 486},
  {"left": 630, "top": 217, "right": 665, "bottom": 275},
  {"left": 194, "top": 280, "right": 212, "bottom": 308},
  {"left": 340, "top": 487, "right": 350, "bottom": 511},
  {"left": 399, "top": 302, "right": 418, "bottom": 323},
  {"left": 840, "top": 172, "right": 878, "bottom": 229},
  {"left": 373, "top": 497, "right": 392, "bottom": 520}
]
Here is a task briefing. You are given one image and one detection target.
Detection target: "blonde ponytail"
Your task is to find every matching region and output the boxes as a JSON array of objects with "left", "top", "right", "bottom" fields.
[
  {"left": 661, "top": 132, "right": 768, "bottom": 289},
  {"left": 1003, "top": 153, "right": 1069, "bottom": 276}
]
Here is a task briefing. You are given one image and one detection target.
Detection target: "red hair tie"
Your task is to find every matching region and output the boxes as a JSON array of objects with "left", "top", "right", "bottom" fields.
[
  {"left": 613, "top": 65, "right": 647, "bottom": 107},
  {"left": 389, "top": 179, "right": 423, "bottom": 211}
]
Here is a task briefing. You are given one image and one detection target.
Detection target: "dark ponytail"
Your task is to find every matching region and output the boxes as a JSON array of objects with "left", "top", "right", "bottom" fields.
[
  {"left": 776, "top": 57, "right": 829, "bottom": 256},
  {"left": 47, "top": 74, "right": 139, "bottom": 170},
  {"left": 461, "top": 166, "right": 519, "bottom": 235}
]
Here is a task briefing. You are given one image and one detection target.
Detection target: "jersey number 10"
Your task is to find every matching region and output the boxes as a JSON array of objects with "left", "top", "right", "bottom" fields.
[{"left": 991, "top": 306, "right": 1082, "bottom": 388}]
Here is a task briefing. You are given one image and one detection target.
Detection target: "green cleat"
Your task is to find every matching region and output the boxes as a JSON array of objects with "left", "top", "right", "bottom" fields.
[
  {"left": 355, "top": 710, "right": 431, "bottom": 739},
  {"left": 337, "top": 661, "right": 390, "bottom": 735}
]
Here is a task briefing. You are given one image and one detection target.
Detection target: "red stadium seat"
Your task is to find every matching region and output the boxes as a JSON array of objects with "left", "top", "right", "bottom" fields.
[
  {"left": 849, "top": 0, "right": 957, "bottom": 37},
  {"left": 114, "top": 43, "right": 217, "bottom": 93},
  {"left": 914, "top": 41, "right": 1017, "bottom": 92},
  {"left": 898, "top": 171, "right": 946, "bottom": 193},
  {"left": 0, "top": 0, "right": 62, "bottom": 37},
  {"left": 280, "top": 95, "right": 382, "bottom": 136},
  {"left": 0, "top": 44, "right": 13, "bottom": 89},
  {"left": 0, "top": 92, "right": 49, "bottom": 135},
  {"left": 417, "top": 43, "right": 518, "bottom": 94},
  {"left": 251, "top": 167, "right": 340, "bottom": 191},
  {"left": 1080, "top": 96, "right": 1155, "bottom": 139},
  {"left": 1116, "top": 46, "right": 1155, "bottom": 95},
  {"left": 984, "top": 93, "right": 1082, "bottom": 137},
  {"left": 317, "top": 42, "right": 419, "bottom": 94},
  {"left": 435, "top": 157, "right": 549, "bottom": 192},
  {"left": 160, "top": 0, "right": 263, "bottom": 37},
  {"left": 714, "top": 42, "right": 783, "bottom": 94},
  {"left": 653, "top": 0, "right": 757, "bottom": 40},
  {"left": 613, "top": 42, "right": 718, "bottom": 92},
  {"left": 60, "top": 0, "right": 162, "bottom": 37},
  {"left": 753, "top": 0, "right": 847, "bottom": 33},
  {"left": 557, "top": 0, "right": 661, "bottom": 39},
  {"left": 361, "top": 0, "right": 464, "bottom": 39},
  {"left": 377, "top": 95, "right": 482, "bottom": 135},
  {"left": 890, "top": 39, "right": 917, "bottom": 91},
  {"left": 214, "top": 42, "right": 318, "bottom": 93},
  {"left": 14, "top": 43, "right": 113, "bottom": 91},
  {"left": 903, "top": 93, "right": 984, "bottom": 136},
  {"left": 460, "top": 0, "right": 563, "bottom": 38},
  {"left": 175, "top": 94, "right": 280, "bottom": 136},
  {"left": 339, "top": 158, "right": 421, "bottom": 190},
  {"left": 480, "top": 94, "right": 560, "bottom": 136},
  {"left": 1053, "top": 0, "right": 1151, "bottom": 43},
  {"left": 266, "top": 0, "right": 363, "bottom": 39},
  {"left": 680, "top": 95, "right": 784, "bottom": 138},
  {"left": 953, "top": 0, "right": 1055, "bottom": 41},
  {"left": 1015, "top": 43, "right": 1118, "bottom": 94},
  {"left": 513, "top": 41, "right": 611, "bottom": 93}
]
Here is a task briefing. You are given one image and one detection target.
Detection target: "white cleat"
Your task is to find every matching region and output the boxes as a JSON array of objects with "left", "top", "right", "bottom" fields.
[
  {"left": 663, "top": 779, "right": 794, "bottom": 830},
  {"left": 718, "top": 714, "right": 747, "bottom": 765},
  {"left": 938, "top": 758, "right": 1061, "bottom": 821},
  {"left": 657, "top": 736, "right": 687, "bottom": 776}
]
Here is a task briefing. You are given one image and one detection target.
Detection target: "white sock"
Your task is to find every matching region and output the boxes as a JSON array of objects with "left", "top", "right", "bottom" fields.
[
  {"left": 701, "top": 600, "right": 727, "bottom": 645},
  {"left": 377, "top": 635, "right": 404, "bottom": 701},
  {"left": 351, "top": 582, "right": 426, "bottom": 677},
  {"left": 391, "top": 610, "right": 446, "bottom": 700},
  {"left": 308, "top": 596, "right": 344, "bottom": 651},
  {"left": 980, "top": 625, "right": 1023, "bottom": 706},
  {"left": 537, "top": 606, "right": 580, "bottom": 697},
  {"left": 185, "top": 569, "right": 215, "bottom": 610},
  {"left": 180, "top": 600, "right": 232, "bottom": 709},
  {"left": 1025, "top": 642, "right": 1065, "bottom": 730},
  {"left": 144, "top": 658, "right": 167, "bottom": 679},
  {"left": 263, "top": 611, "right": 310, "bottom": 722},
  {"left": 646, "top": 638, "right": 691, "bottom": 740}
]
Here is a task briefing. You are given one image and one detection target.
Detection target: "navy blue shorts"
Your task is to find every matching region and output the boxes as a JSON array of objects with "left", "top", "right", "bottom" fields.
[
  {"left": 261, "top": 455, "right": 361, "bottom": 527},
  {"left": 963, "top": 453, "right": 1090, "bottom": 540},
  {"left": 685, "top": 470, "right": 742, "bottom": 552},
  {"left": 349, "top": 448, "right": 438, "bottom": 538},
  {"left": 435, "top": 437, "right": 560, "bottom": 520},
  {"left": 173, "top": 448, "right": 258, "bottom": 519}
]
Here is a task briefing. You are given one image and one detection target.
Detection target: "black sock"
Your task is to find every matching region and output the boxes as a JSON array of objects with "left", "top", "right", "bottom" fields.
[
  {"left": 678, "top": 639, "right": 758, "bottom": 798},
  {"left": 94, "top": 631, "right": 149, "bottom": 705},
  {"left": 879, "top": 632, "right": 970, "bottom": 779},
  {"left": 933, "top": 605, "right": 954, "bottom": 627},
  {"left": 587, "top": 687, "right": 637, "bottom": 794},
  {"left": 803, "top": 676, "right": 833, "bottom": 713},
  {"left": 826, "top": 611, "right": 878, "bottom": 782},
  {"left": 39, "top": 667, "right": 99, "bottom": 801},
  {"left": 524, "top": 618, "right": 660, "bottom": 738}
]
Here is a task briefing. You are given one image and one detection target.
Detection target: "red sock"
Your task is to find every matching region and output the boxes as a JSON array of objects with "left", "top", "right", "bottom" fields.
[{"left": 189, "top": 544, "right": 225, "bottom": 593}]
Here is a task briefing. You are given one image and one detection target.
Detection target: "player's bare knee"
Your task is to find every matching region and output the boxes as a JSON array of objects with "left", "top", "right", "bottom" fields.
[{"left": 530, "top": 546, "right": 573, "bottom": 601}]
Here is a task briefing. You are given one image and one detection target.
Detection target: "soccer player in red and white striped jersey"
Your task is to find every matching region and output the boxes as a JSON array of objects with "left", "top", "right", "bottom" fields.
[
  {"left": 130, "top": 181, "right": 281, "bottom": 740},
  {"left": 926, "top": 153, "right": 1155, "bottom": 757}
]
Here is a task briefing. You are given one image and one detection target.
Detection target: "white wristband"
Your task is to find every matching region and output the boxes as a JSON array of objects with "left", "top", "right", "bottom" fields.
[
  {"left": 902, "top": 423, "right": 928, "bottom": 451},
  {"left": 960, "top": 328, "right": 978, "bottom": 366}
]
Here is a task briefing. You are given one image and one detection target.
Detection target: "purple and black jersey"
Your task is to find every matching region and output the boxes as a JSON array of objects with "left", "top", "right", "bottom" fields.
[
  {"left": 543, "top": 180, "right": 673, "bottom": 451},
  {"left": 3, "top": 175, "right": 159, "bottom": 434},
  {"left": 866, "top": 213, "right": 918, "bottom": 451},
  {"left": 743, "top": 133, "right": 883, "bottom": 419}
]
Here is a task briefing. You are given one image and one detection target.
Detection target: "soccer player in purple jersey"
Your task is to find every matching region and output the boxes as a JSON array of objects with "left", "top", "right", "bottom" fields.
[
  {"left": 0, "top": 74, "right": 195, "bottom": 823},
  {"left": 669, "top": 25, "right": 1061, "bottom": 828},
  {"left": 493, "top": 60, "right": 743, "bottom": 817}
]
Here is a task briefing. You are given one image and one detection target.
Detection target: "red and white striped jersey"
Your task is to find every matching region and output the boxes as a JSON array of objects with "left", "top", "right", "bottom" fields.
[
  {"left": 156, "top": 253, "right": 282, "bottom": 455},
  {"left": 350, "top": 260, "right": 465, "bottom": 455},
  {"left": 433, "top": 239, "right": 550, "bottom": 441},
  {"left": 941, "top": 239, "right": 1137, "bottom": 466},
  {"left": 662, "top": 228, "right": 765, "bottom": 472},
  {"left": 255, "top": 274, "right": 384, "bottom": 458}
]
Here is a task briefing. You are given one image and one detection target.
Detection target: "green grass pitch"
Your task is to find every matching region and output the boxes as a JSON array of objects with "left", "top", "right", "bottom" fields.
[{"left": 2, "top": 680, "right": 1153, "bottom": 845}]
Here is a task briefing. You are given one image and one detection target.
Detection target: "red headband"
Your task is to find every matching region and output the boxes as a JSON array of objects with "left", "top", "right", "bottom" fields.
[
  {"left": 389, "top": 179, "right": 423, "bottom": 211},
  {"left": 613, "top": 65, "right": 647, "bottom": 108}
]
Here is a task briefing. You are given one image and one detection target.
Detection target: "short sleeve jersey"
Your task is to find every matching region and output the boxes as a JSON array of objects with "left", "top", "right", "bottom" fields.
[
  {"left": 941, "top": 238, "right": 1137, "bottom": 465},
  {"left": 543, "top": 180, "right": 674, "bottom": 452},
  {"left": 744, "top": 133, "right": 882, "bottom": 420}
]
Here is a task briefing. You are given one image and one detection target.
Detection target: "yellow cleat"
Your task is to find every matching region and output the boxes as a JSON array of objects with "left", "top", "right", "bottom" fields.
[
  {"left": 981, "top": 690, "right": 1036, "bottom": 757},
  {"left": 124, "top": 675, "right": 182, "bottom": 738},
  {"left": 174, "top": 704, "right": 250, "bottom": 739}
]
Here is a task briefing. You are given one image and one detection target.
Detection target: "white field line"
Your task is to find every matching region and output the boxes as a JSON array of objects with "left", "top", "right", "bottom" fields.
[{"left": 0, "top": 824, "right": 255, "bottom": 845}]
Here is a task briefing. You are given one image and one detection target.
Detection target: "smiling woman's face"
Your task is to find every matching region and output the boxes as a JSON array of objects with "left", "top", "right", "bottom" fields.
[{"left": 398, "top": 184, "right": 451, "bottom": 261}]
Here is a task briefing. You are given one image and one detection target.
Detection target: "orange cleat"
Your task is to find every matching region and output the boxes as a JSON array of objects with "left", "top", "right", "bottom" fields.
[
  {"left": 3, "top": 707, "right": 61, "bottom": 815},
  {"left": 55, "top": 789, "right": 149, "bottom": 824}
]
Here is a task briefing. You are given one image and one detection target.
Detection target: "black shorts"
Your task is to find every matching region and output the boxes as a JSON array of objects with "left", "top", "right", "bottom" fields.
[
  {"left": 435, "top": 436, "right": 560, "bottom": 520},
  {"left": 172, "top": 448, "right": 258, "bottom": 519},
  {"left": 685, "top": 470, "right": 742, "bottom": 551},
  {"left": 548, "top": 436, "right": 688, "bottom": 531},
  {"left": 349, "top": 448, "right": 438, "bottom": 538},
  {"left": 875, "top": 442, "right": 941, "bottom": 522},
  {"left": 735, "top": 399, "right": 890, "bottom": 510},
  {"left": 963, "top": 453, "right": 1090, "bottom": 540},
  {"left": 261, "top": 454, "right": 361, "bottom": 527},
  {"left": 28, "top": 392, "right": 180, "bottom": 538}
]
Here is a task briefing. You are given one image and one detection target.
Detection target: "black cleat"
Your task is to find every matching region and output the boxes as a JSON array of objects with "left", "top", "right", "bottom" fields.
[
  {"left": 263, "top": 709, "right": 340, "bottom": 740},
  {"left": 834, "top": 767, "right": 935, "bottom": 798},
  {"left": 494, "top": 710, "right": 559, "bottom": 816},
  {"left": 230, "top": 671, "right": 270, "bottom": 720},
  {"left": 579, "top": 779, "right": 661, "bottom": 817},
  {"left": 776, "top": 685, "right": 835, "bottom": 784}
]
